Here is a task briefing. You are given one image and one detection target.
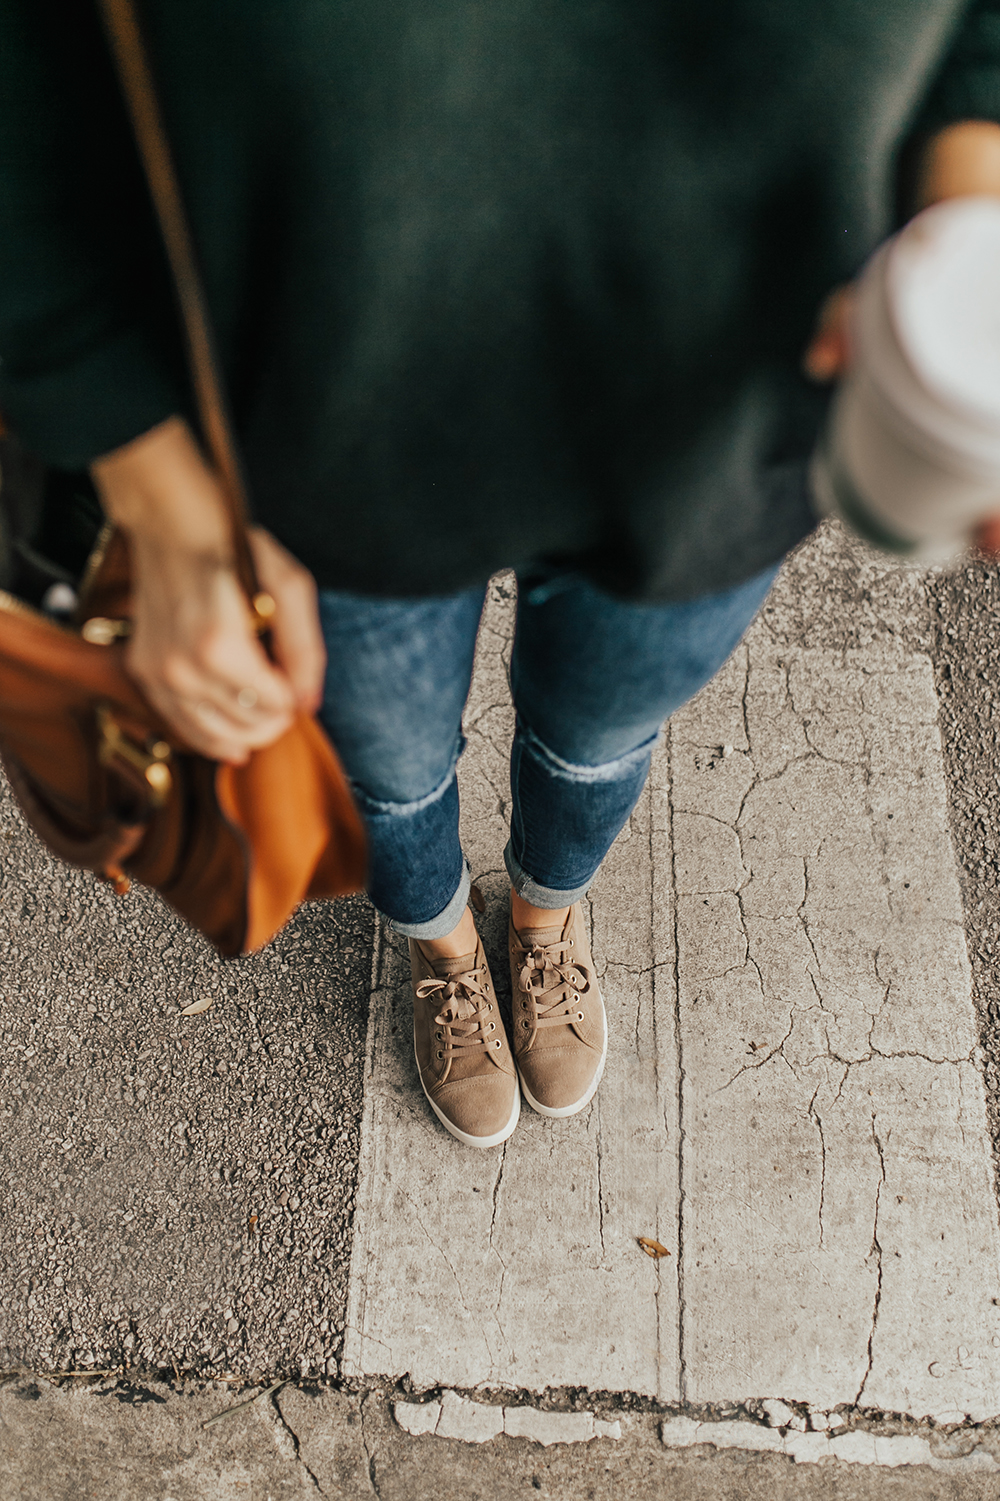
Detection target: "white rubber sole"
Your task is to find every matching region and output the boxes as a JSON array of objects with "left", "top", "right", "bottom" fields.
[
  {"left": 517, "top": 1003, "right": 608, "bottom": 1119},
  {"left": 418, "top": 1066, "right": 521, "bottom": 1149}
]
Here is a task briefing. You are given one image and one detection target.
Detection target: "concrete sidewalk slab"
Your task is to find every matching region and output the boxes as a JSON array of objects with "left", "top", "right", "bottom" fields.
[
  {"left": 343, "top": 553, "right": 1000, "bottom": 1421},
  {"left": 672, "top": 640, "right": 1000, "bottom": 1418},
  {"left": 343, "top": 581, "right": 679, "bottom": 1396}
]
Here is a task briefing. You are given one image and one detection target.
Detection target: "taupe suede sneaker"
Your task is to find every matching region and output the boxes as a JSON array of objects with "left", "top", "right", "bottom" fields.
[
  {"left": 410, "top": 934, "right": 520, "bottom": 1148},
  {"left": 508, "top": 902, "right": 607, "bottom": 1118}
]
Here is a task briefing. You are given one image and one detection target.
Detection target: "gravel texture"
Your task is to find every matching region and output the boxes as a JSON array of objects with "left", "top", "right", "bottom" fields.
[
  {"left": 0, "top": 776, "right": 373, "bottom": 1381},
  {"left": 927, "top": 556, "right": 1000, "bottom": 1164}
]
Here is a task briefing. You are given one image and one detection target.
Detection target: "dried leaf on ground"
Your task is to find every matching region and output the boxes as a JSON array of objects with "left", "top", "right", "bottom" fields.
[{"left": 637, "top": 1236, "right": 670, "bottom": 1259}]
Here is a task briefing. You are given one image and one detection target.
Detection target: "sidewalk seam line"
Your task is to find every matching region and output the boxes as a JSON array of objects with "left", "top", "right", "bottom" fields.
[{"left": 667, "top": 723, "right": 687, "bottom": 1404}]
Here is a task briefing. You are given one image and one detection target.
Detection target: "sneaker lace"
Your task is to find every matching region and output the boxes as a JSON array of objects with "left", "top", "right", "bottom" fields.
[
  {"left": 517, "top": 939, "right": 592, "bottom": 1028},
  {"left": 415, "top": 967, "right": 495, "bottom": 1058}
]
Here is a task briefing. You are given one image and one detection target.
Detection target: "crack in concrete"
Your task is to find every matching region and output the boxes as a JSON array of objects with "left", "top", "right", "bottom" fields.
[
  {"left": 464, "top": 754, "right": 510, "bottom": 815},
  {"left": 409, "top": 1179, "right": 512, "bottom": 1378},
  {"left": 806, "top": 975, "right": 834, "bottom": 1031},
  {"left": 343, "top": 1323, "right": 394, "bottom": 1364},
  {"left": 360, "top": 1393, "right": 384, "bottom": 1498},
  {"left": 594, "top": 1108, "right": 608, "bottom": 1260},
  {"left": 828, "top": 1061, "right": 851, "bottom": 1107},
  {"left": 483, "top": 1140, "right": 513, "bottom": 1374},
  {"left": 855, "top": 1113, "right": 887, "bottom": 1405},
  {"left": 807, "top": 1081, "right": 828, "bottom": 1250},
  {"left": 798, "top": 866, "right": 828, "bottom": 987},
  {"left": 270, "top": 1390, "right": 326, "bottom": 1494},
  {"left": 738, "top": 646, "right": 752, "bottom": 754},
  {"left": 601, "top": 960, "right": 673, "bottom": 979},
  {"left": 487, "top": 1145, "right": 513, "bottom": 1372},
  {"left": 490, "top": 1145, "right": 506, "bottom": 1241},
  {"left": 713, "top": 1009, "right": 795, "bottom": 1095},
  {"left": 734, "top": 885, "right": 766, "bottom": 995},
  {"left": 718, "top": 1033, "right": 972, "bottom": 1094},
  {"left": 706, "top": 803, "right": 973, "bottom": 1088},
  {"left": 868, "top": 960, "right": 893, "bottom": 1052},
  {"left": 462, "top": 699, "right": 515, "bottom": 731},
  {"left": 404, "top": 1194, "right": 476, "bottom": 1326},
  {"left": 799, "top": 722, "right": 855, "bottom": 767}
]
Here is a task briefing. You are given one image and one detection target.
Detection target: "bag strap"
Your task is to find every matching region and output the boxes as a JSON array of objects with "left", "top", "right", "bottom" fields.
[{"left": 96, "top": 0, "right": 260, "bottom": 605}]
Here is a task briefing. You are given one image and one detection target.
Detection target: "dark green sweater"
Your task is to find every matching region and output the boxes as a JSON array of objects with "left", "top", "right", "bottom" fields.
[{"left": 2, "top": 1, "right": 999, "bottom": 599}]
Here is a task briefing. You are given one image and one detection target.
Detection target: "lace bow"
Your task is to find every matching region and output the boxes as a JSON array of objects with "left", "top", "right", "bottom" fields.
[
  {"left": 415, "top": 967, "right": 496, "bottom": 1058},
  {"left": 517, "top": 938, "right": 592, "bottom": 1030}
]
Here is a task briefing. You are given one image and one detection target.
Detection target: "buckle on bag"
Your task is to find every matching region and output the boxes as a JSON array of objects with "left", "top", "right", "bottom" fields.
[{"left": 95, "top": 704, "right": 173, "bottom": 807}]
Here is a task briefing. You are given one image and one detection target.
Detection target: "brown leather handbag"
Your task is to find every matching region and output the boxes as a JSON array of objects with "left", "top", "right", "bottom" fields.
[{"left": 0, "top": 0, "right": 366, "bottom": 956}]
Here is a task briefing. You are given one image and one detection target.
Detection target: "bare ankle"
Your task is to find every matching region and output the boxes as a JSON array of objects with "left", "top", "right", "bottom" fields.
[
  {"left": 511, "top": 886, "right": 571, "bottom": 933},
  {"left": 416, "top": 904, "right": 479, "bottom": 962}
]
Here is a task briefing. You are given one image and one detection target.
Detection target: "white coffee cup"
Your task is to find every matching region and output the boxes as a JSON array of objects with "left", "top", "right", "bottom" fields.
[{"left": 810, "top": 195, "right": 1000, "bottom": 563}]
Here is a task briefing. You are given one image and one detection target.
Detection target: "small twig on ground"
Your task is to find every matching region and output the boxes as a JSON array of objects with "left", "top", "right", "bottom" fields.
[{"left": 201, "top": 1378, "right": 288, "bottom": 1430}]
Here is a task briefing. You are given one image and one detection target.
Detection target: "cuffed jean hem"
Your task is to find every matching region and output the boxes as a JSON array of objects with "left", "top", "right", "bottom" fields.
[
  {"left": 383, "top": 859, "right": 472, "bottom": 940},
  {"left": 503, "top": 841, "right": 594, "bottom": 909}
]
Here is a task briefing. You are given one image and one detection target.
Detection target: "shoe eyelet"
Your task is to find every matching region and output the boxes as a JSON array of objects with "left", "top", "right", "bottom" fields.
[
  {"left": 436, "top": 1050, "right": 443, "bottom": 1059},
  {"left": 435, "top": 1030, "right": 442, "bottom": 1039},
  {"left": 494, "top": 1039, "right": 502, "bottom": 1048},
  {"left": 521, "top": 1020, "right": 529, "bottom": 1029},
  {"left": 489, "top": 1022, "right": 496, "bottom": 1031},
  {"left": 569, "top": 938, "right": 574, "bottom": 946},
  {"left": 577, "top": 1011, "right": 584, "bottom": 1021},
  {"left": 488, "top": 1003, "right": 493, "bottom": 1011},
  {"left": 572, "top": 993, "right": 579, "bottom": 1002}
]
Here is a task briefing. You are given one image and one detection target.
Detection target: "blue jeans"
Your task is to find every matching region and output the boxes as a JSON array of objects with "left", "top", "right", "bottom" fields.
[{"left": 318, "top": 566, "right": 777, "bottom": 939}]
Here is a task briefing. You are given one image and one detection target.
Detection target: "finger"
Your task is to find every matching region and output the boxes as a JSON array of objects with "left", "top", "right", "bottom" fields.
[
  {"left": 130, "top": 644, "right": 295, "bottom": 758},
  {"left": 197, "top": 583, "right": 298, "bottom": 719},
  {"left": 267, "top": 583, "right": 326, "bottom": 713},
  {"left": 194, "top": 636, "right": 298, "bottom": 725},
  {"left": 167, "top": 580, "right": 299, "bottom": 727},
  {"left": 162, "top": 695, "right": 293, "bottom": 762},
  {"left": 803, "top": 285, "right": 854, "bottom": 382},
  {"left": 140, "top": 640, "right": 294, "bottom": 736},
  {"left": 136, "top": 681, "right": 254, "bottom": 764},
  {"left": 249, "top": 529, "right": 327, "bottom": 712}
]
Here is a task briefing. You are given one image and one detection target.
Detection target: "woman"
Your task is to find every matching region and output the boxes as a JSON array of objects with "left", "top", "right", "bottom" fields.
[{"left": 4, "top": 0, "right": 1000, "bottom": 1146}]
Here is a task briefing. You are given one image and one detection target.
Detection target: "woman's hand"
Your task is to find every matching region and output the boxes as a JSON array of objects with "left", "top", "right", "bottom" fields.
[
  {"left": 90, "top": 416, "right": 326, "bottom": 764},
  {"left": 802, "top": 119, "right": 1000, "bottom": 554},
  {"left": 805, "top": 122, "right": 1000, "bottom": 383}
]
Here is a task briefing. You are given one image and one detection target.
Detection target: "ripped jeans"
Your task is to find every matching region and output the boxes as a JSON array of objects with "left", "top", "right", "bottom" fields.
[{"left": 318, "top": 564, "right": 777, "bottom": 939}]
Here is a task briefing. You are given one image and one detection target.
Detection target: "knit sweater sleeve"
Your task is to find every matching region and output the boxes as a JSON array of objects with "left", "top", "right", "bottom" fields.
[
  {"left": 0, "top": 1, "right": 180, "bottom": 468},
  {"left": 913, "top": 0, "right": 1000, "bottom": 131}
]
